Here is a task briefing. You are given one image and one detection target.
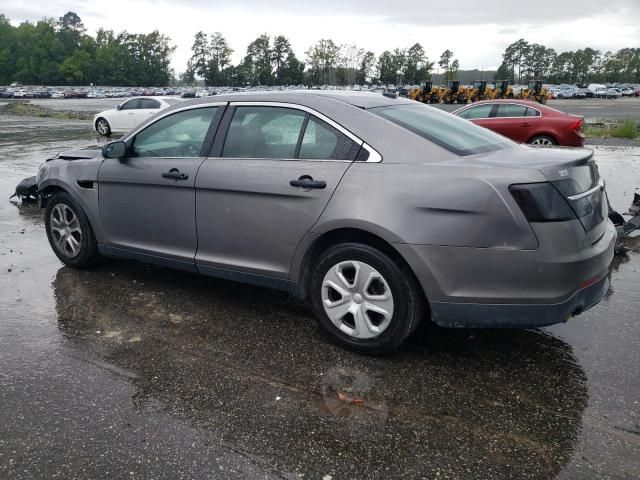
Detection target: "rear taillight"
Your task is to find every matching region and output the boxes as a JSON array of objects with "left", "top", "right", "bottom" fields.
[
  {"left": 509, "top": 182, "right": 576, "bottom": 222},
  {"left": 569, "top": 118, "right": 583, "bottom": 131}
]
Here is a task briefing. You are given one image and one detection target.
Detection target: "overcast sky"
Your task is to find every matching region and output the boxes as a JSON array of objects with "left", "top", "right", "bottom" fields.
[{"left": 4, "top": 0, "right": 640, "bottom": 72}]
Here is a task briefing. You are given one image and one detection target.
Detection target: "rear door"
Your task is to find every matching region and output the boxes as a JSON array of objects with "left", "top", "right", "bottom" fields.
[
  {"left": 195, "top": 103, "right": 362, "bottom": 279},
  {"left": 115, "top": 98, "right": 140, "bottom": 130},
  {"left": 132, "top": 98, "right": 163, "bottom": 127},
  {"left": 490, "top": 103, "right": 541, "bottom": 142}
]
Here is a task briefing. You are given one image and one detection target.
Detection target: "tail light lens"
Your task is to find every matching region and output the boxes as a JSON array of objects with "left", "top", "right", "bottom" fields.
[
  {"left": 569, "top": 118, "right": 583, "bottom": 131},
  {"left": 509, "top": 182, "right": 576, "bottom": 222}
]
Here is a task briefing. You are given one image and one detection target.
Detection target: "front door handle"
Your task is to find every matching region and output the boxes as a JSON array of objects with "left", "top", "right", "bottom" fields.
[
  {"left": 521, "top": 122, "right": 532, "bottom": 127},
  {"left": 162, "top": 168, "right": 189, "bottom": 180},
  {"left": 290, "top": 176, "right": 326, "bottom": 189}
]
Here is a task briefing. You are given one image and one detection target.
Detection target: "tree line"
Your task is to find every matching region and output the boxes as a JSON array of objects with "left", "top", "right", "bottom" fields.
[
  {"left": 1, "top": 12, "right": 638, "bottom": 87},
  {"left": 0, "top": 12, "right": 175, "bottom": 86},
  {"left": 497, "top": 39, "right": 640, "bottom": 84},
  {"left": 187, "top": 33, "right": 456, "bottom": 87}
]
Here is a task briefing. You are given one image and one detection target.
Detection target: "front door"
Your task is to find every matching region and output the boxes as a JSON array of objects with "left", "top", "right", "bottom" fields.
[
  {"left": 195, "top": 104, "right": 362, "bottom": 279},
  {"left": 98, "top": 106, "right": 221, "bottom": 270}
]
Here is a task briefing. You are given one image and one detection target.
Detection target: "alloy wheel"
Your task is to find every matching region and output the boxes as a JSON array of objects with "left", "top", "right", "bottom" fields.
[
  {"left": 50, "top": 203, "right": 82, "bottom": 258},
  {"left": 530, "top": 137, "right": 554, "bottom": 146},
  {"left": 97, "top": 119, "right": 109, "bottom": 135},
  {"left": 321, "top": 260, "right": 394, "bottom": 339}
]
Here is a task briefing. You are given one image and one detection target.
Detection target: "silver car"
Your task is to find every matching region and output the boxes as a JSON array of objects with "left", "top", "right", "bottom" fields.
[{"left": 37, "top": 92, "right": 615, "bottom": 354}]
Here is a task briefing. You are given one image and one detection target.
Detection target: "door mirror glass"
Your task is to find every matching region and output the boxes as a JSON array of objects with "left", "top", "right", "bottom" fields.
[{"left": 102, "top": 141, "right": 127, "bottom": 159}]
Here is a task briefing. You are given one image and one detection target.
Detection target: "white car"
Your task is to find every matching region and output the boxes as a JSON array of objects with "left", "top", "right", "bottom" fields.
[
  {"left": 51, "top": 91, "right": 64, "bottom": 99},
  {"left": 93, "top": 96, "right": 181, "bottom": 136}
]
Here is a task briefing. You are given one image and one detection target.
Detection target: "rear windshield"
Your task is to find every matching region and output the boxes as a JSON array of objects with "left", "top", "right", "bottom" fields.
[{"left": 369, "top": 103, "right": 514, "bottom": 156}]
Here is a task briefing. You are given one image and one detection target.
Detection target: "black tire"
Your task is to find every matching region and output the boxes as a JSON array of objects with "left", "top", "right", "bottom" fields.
[
  {"left": 309, "top": 243, "right": 426, "bottom": 355},
  {"left": 95, "top": 117, "right": 111, "bottom": 136},
  {"left": 45, "top": 192, "right": 100, "bottom": 268},
  {"left": 529, "top": 135, "right": 557, "bottom": 146}
]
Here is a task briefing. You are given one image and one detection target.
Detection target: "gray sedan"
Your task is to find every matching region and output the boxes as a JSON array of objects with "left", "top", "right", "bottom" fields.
[{"left": 37, "top": 92, "right": 615, "bottom": 354}]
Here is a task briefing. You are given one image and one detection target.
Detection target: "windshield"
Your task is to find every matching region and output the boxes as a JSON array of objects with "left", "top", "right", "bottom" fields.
[{"left": 369, "top": 103, "right": 514, "bottom": 156}]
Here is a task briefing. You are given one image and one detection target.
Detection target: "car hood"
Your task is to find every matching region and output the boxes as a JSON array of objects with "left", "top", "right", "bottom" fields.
[{"left": 46, "top": 145, "right": 103, "bottom": 162}]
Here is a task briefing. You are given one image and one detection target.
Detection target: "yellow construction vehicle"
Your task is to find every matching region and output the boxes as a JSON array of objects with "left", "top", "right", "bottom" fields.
[
  {"left": 408, "top": 81, "right": 438, "bottom": 104},
  {"left": 520, "top": 80, "right": 548, "bottom": 104},
  {"left": 485, "top": 80, "right": 513, "bottom": 99},
  {"left": 467, "top": 80, "right": 488, "bottom": 102},
  {"left": 443, "top": 80, "right": 467, "bottom": 104}
]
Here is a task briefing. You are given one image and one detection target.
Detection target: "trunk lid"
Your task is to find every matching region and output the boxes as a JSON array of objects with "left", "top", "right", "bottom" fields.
[{"left": 476, "top": 146, "right": 608, "bottom": 242}]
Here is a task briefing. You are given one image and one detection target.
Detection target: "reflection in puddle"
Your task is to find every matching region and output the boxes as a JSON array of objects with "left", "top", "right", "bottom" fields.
[
  {"left": 321, "top": 367, "right": 389, "bottom": 430},
  {"left": 52, "top": 262, "right": 589, "bottom": 478}
]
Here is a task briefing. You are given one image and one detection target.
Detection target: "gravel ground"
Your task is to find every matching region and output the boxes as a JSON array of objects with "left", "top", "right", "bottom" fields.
[{"left": 0, "top": 115, "right": 639, "bottom": 479}]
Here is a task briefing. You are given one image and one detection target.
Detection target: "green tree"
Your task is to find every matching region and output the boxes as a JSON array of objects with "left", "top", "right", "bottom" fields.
[
  {"left": 188, "top": 31, "right": 209, "bottom": 78},
  {"left": 377, "top": 51, "right": 395, "bottom": 85},
  {"left": 356, "top": 50, "right": 375, "bottom": 84},
  {"left": 271, "top": 35, "right": 291, "bottom": 84},
  {"left": 279, "top": 51, "right": 305, "bottom": 85},
  {"left": 247, "top": 34, "right": 273, "bottom": 85},
  {"left": 205, "top": 32, "right": 233, "bottom": 86},
  {"left": 305, "top": 39, "right": 340, "bottom": 84},
  {"left": 56, "top": 11, "right": 85, "bottom": 54},
  {"left": 0, "top": 15, "right": 17, "bottom": 84},
  {"left": 438, "top": 49, "right": 459, "bottom": 82}
]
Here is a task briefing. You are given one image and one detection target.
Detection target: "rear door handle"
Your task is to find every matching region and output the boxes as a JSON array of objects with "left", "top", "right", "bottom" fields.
[
  {"left": 162, "top": 168, "right": 189, "bottom": 180},
  {"left": 521, "top": 122, "right": 532, "bottom": 127},
  {"left": 290, "top": 176, "right": 326, "bottom": 189}
]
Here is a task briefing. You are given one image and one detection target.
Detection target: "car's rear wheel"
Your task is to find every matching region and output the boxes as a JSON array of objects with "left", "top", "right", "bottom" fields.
[
  {"left": 529, "top": 135, "right": 557, "bottom": 146},
  {"left": 45, "top": 192, "right": 100, "bottom": 268},
  {"left": 96, "top": 117, "right": 111, "bottom": 136},
  {"left": 309, "top": 243, "right": 425, "bottom": 355}
]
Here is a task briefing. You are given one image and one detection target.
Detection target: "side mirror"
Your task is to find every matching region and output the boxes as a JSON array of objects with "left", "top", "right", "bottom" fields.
[
  {"left": 102, "top": 141, "right": 127, "bottom": 159},
  {"left": 116, "top": 104, "right": 121, "bottom": 110}
]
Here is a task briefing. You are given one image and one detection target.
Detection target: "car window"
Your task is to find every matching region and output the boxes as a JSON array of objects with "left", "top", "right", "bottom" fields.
[
  {"left": 132, "top": 107, "right": 217, "bottom": 158},
  {"left": 138, "top": 98, "right": 161, "bottom": 109},
  {"left": 495, "top": 104, "right": 528, "bottom": 118},
  {"left": 525, "top": 107, "right": 541, "bottom": 117},
  {"left": 299, "top": 116, "right": 359, "bottom": 160},
  {"left": 222, "top": 106, "right": 306, "bottom": 159},
  {"left": 457, "top": 104, "right": 493, "bottom": 119},
  {"left": 370, "top": 103, "right": 513, "bottom": 156},
  {"left": 120, "top": 99, "right": 139, "bottom": 110}
]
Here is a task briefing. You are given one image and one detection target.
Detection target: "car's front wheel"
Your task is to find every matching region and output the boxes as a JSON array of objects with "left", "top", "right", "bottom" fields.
[
  {"left": 95, "top": 117, "right": 111, "bottom": 136},
  {"left": 45, "top": 192, "right": 100, "bottom": 268},
  {"left": 309, "top": 243, "right": 425, "bottom": 355}
]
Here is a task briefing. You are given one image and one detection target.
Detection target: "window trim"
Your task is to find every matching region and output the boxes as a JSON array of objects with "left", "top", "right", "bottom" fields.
[
  {"left": 456, "top": 102, "right": 543, "bottom": 120},
  {"left": 221, "top": 101, "right": 381, "bottom": 163}
]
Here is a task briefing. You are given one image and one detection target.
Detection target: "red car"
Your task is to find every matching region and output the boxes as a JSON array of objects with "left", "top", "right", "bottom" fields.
[{"left": 452, "top": 99, "right": 584, "bottom": 147}]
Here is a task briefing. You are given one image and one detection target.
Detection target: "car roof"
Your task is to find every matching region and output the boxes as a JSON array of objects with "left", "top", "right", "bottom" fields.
[
  {"left": 178, "top": 90, "right": 414, "bottom": 110},
  {"left": 452, "top": 99, "right": 553, "bottom": 114}
]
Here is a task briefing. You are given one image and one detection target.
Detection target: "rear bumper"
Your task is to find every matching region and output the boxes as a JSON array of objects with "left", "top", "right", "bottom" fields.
[
  {"left": 429, "top": 273, "right": 608, "bottom": 328},
  {"left": 395, "top": 220, "right": 616, "bottom": 328}
]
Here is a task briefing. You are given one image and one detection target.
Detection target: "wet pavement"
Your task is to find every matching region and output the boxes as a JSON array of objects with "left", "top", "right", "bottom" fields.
[{"left": 0, "top": 116, "right": 639, "bottom": 479}]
